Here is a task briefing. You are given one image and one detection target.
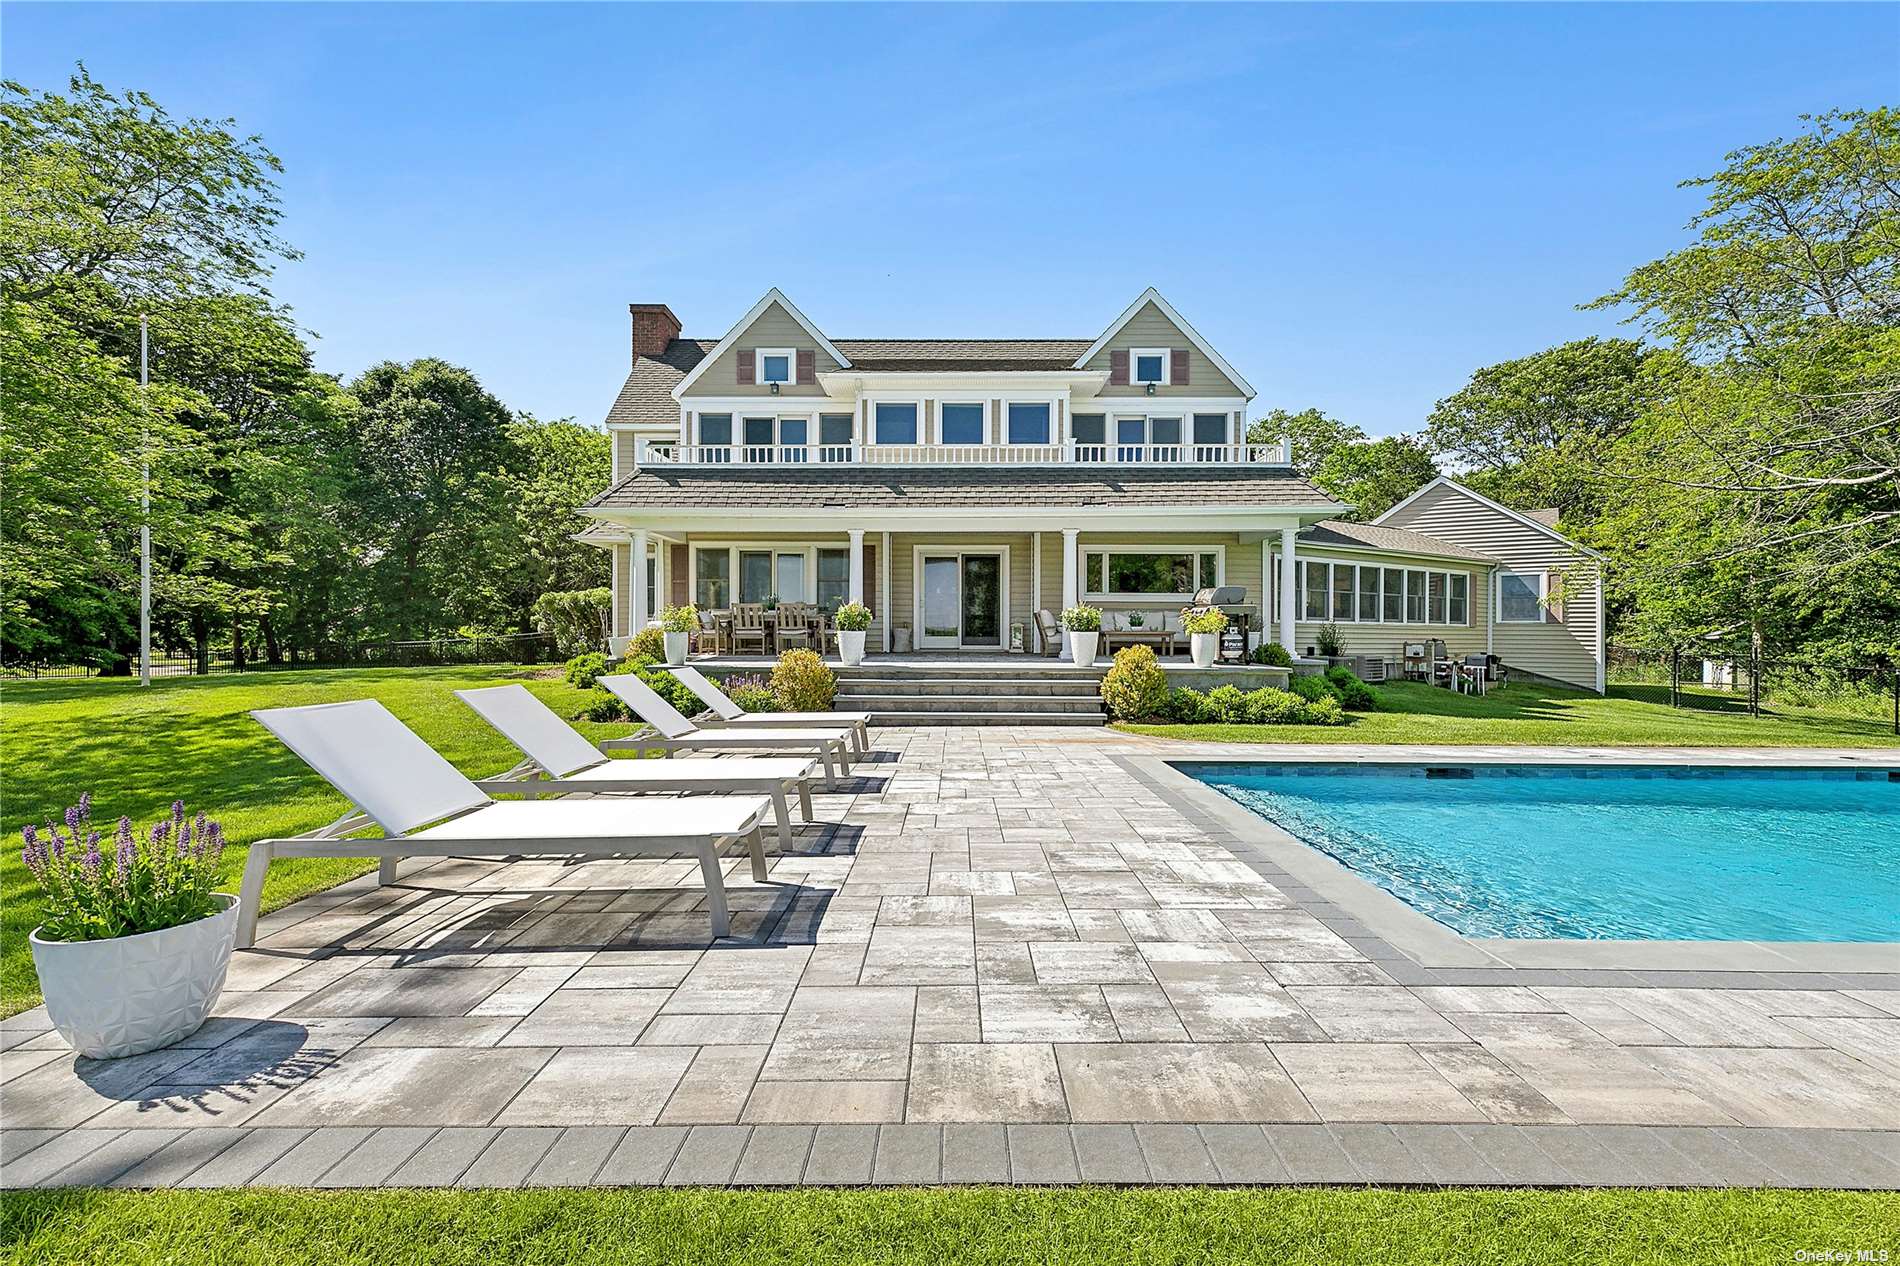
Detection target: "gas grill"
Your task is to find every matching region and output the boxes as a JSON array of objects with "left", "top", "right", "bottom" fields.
[{"left": 1188, "top": 586, "right": 1258, "bottom": 664}]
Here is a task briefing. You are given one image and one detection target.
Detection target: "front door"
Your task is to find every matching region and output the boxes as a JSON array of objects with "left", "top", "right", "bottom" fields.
[{"left": 918, "top": 552, "right": 1004, "bottom": 649}]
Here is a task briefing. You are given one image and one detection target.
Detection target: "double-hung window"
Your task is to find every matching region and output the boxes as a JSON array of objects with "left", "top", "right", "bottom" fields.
[
  {"left": 1006, "top": 402, "right": 1051, "bottom": 446},
  {"left": 1498, "top": 572, "right": 1546, "bottom": 623},
  {"left": 874, "top": 402, "right": 918, "bottom": 445},
  {"left": 1358, "top": 566, "right": 1381, "bottom": 621},
  {"left": 940, "top": 402, "right": 984, "bottom": 446},
  {"left": 1382, "top": 567, "right": 1403, "bottom": 622},
  {"left": 1405, "top": 569, "right": 1428, "bottom": 623},
  {"left": 1331, "top": 565, "right": 1357, "bottom": 621},
  {"left": 1302, "top": 560, "right": 1329, "bottom": 619}
]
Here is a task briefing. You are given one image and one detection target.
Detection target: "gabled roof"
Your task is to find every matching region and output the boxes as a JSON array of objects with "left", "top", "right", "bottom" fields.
[
  {"left": 1375, "top": 476, "right": 1605, "bottom": 560},
  {"left": 1072, "top": 287, "right": 1256, "bottom": 397},
  {"left": 669, "top": 289, "right": 850, "bottom": 400},
  {"left": 1299, "top": 519, "right": 1499, "bottom": 563}
]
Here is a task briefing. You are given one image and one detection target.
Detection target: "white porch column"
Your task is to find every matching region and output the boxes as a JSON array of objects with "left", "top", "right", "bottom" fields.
[
  {"left": 1278, "top": 524, "right": 1298, "bottom": 654},
  {"left": 880, "top": 530, "right": 892, "bottom": 652},
  {"left": 631, "top": 528, "right": 650, "bottom": 634},
  {"left": 1031, "top": 531, "right": 1043, "bottom": 652},
  {"left": 848, "top": 529, "right": 865, "bottom": 605},
  {"left": 1060, "top": 527, "right": 1080, "bottom": 661}
]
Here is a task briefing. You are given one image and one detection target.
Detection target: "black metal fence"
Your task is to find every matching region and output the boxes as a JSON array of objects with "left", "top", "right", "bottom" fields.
[
  {"left": 1608, "top": 646, "right": 1899, "bottom": 734},
  {"left": 3, "top": 632, "right": 559, "bottom": 681}
]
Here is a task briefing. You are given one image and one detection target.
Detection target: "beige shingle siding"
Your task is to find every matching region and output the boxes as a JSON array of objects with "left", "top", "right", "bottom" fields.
[
  {"left": 680, "top": 303, "right": 841, "bottom": 399},
  {"left": 1382, "top": 481, "right": 1604, "bottom": 691},
  {"left": 1080, "top": 301, "right": 1244, "bottom": 398}
]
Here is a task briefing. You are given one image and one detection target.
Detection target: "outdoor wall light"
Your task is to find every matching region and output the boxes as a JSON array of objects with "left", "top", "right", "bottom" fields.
[
  {"left": 1146, "top": 381, "right": 1157, "bottom": 395},
  {"left": 770, "top": 382, "right": 780, "bottom": 395}
]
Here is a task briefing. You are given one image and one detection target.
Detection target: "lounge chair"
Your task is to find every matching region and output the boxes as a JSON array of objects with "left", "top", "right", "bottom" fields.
[
  {"left": 244, "top": 699, "right": 771, "bottom": 946},
  {"left": 455, "top": 683, "right": 821, "bottom": 849},
  {"left": 1034, "top": 609, "right": 1063, "bottom": 657},
  {"left": 667, "top": 666, "right": 870, "bottom": 757},
  {"left": 596, "top": 673, "right": 853, "bottom": 782}
]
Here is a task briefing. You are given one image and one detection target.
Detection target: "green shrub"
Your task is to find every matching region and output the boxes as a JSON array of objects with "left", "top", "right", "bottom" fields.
[
  {"left": 1165, "top": 687, "right": 1211, "bottom": 723},
  {"left": 1315, "top": 621, "right": 1344, "bottom": 657},
  {"left": 1303, "top": 695, "right": 1347, "bottom": 726},
  {"left": 1061, "top": 605, "right": 1102, "bottom": 632},
  {"left": 622, "top": 655, "right": 705, "bottom": 717},
  {"left": 579, "top": 690, "right": 628, "bottom": 723},
  {"left": 1324, "top": 665, "right": 1378, "bottom": 710},
  {"left": 834, "top": 601, "right": 873, "bottom": 632},
  {"left": 1250, "top": 641, "right": 1292, "bottom": 667},
  {"left": 628, "top": 627, "right": 665, "bottom": 661},
  {"left": 659, "top": 604, "right": 699, "bottom": 634},
  {"left": 1202, "top": 684, "right": 1248, "bottom": 723},
  {"left": 772, "top": 649, "right": 836, "bottom": 711},
  {"left": 1240, "top": 686, "right": 1307, "bottom": 724},
  {"left": 531, "top": 588, "right": 611, "bottom": 657},
  {"left": 1288, "top": 673, "right": 1340, "bottom": 704},
  {"left": 1182, "top": 608, "right": 1228, "bottom": 637},
  {"left": 1100, "top": 645, "right": 1170, "bottom": 720},
  {"left": 564, "top": 651, "right": 610, "bottom": 690}
]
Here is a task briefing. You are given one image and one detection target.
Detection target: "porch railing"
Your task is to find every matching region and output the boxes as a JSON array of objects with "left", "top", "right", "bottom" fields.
[{"left": 638, "top": 440, "right": 1293, "bottom": 467}]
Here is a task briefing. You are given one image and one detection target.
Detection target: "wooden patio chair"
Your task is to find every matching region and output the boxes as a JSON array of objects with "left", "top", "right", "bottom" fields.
[
  {"left": 691, "top": 608, "right": 726, "bottom": 656},
  {"left": 730, "top": 603, "right": 769, "bottom": 655},
  {"left": 775, "top": 603, "right": 814, "bottom": 654}
]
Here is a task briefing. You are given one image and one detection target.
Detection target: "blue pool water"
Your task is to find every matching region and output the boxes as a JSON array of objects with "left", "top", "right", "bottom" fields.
[{"left": 1182, "top": 763, "right": 1900, "bottom": 942}]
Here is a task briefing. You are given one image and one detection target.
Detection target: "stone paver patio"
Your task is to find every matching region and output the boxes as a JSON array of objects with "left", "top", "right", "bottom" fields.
[{"left": 4, "top": 728, "right": 1898, "bottom": 1189}]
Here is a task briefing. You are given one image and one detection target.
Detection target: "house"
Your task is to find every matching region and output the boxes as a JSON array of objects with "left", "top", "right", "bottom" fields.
[{"left": 580, "top": 288, "right": 1606, "bottom": 693}]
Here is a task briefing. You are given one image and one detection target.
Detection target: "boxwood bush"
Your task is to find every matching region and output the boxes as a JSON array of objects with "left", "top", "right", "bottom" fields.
[{"left": 1100, "top": 646, "right": 1171, "bottom": 721}]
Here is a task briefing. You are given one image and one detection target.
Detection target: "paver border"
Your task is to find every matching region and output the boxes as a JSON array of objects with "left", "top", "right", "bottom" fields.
[{"left": 1120, "top": 748, "right": 1900, "bottom": 978}]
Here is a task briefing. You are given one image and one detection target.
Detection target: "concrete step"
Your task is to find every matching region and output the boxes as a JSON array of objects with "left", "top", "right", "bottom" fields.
[
  {"left": 869, "top": 710, "right": 1106, "bottom": 727},
  {"left": 835, "top": 666, "right": 1103, "bottom": 683},
  {"left": 836, "top": 678, "right": 1103, "bottom": 698},
  {"left": 845, "top": 693, "right": 1104, "bottom": 715}
]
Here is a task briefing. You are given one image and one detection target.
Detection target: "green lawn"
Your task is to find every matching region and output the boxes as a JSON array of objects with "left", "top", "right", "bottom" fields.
[
  {"left": 3, "top": 1187, "right": 1894, "bottom": 1264},
  {"left": 0, "top": 665, "right": 620, "bottom": 1017},
  {"left": 1119, "top": 680, "right": 1900, "bottom": 747}
]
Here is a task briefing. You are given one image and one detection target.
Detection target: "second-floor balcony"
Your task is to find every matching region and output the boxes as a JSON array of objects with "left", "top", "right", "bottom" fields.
[{"left": 639, "top": 441, "right": 1293, "bottom": 467}]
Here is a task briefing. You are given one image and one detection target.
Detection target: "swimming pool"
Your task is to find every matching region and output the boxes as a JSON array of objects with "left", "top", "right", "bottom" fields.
[{"left": 1181, "top": 762, "right": 1900, "bottom": 942}]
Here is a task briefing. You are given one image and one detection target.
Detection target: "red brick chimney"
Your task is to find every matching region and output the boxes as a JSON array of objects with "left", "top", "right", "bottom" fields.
[{"left": 629, "top": 303, "right": 682, "bottom": 363}]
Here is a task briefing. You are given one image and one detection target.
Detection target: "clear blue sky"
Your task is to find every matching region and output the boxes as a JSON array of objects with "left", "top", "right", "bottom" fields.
[{"left": 8, "top": 2, "right": 1894, "bottom": 436}]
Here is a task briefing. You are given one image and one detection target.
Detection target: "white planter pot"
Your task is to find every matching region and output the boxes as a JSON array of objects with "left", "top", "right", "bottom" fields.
[
  {"left": 1070, "top": 630, "right": 1099, "bottom": 668},
  {"left": 662, "top": 631, "right": 688, "bottom": 665},
  {"left": 1191, "top": 632, "right": 1219, "bottom": 668},
  {"left": 838, "top": 629, "right": 866, "bottom": 666},
  {"left": 31, "top": 893, "right": 238, "bottom": 1059}
]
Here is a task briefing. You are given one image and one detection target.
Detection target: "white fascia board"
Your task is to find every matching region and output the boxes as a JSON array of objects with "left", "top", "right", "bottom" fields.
[
  {"left": 1375, "top": 476, "right": 1607, "bottom": 560},
  {"left": 670, "top": 288, "right": 850, "bottom": 400},
  {"left": 582, "top": 503, "right": 1343, "bottom": 535},
  {"left": 1073, "top": 287, "right": 1257, "bottom": 399}
]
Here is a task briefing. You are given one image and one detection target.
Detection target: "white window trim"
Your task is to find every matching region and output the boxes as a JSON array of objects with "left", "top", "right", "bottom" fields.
[
  {"left": 1002, "top": 399, "right": 1057, "bottom": 447},
  {"left": 936, "top": 399, "right": 989, "bottom": 446},
  {"left": 1083, "top": 544, "right": 1224, "bottom": 601},
  {"left": 755, "top": 347, "right": 796, "bottom": 385},
  {"left": 1496, "top": 570, "right": 1548, "bottom": 623},
  {"left": 910, "top": 544, "right": 1011, "bottom": 650},
  {"left": 1130, "top": 347, "right": 1171, "bottom": 385},
  {"left": 1281, "top": 555, "right": 1473, "bottom": 627}
]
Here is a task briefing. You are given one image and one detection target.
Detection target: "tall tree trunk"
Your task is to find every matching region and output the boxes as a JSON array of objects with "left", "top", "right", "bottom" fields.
[
  {"left": 231, "top": 620, "right": 245, "bottom": 671},
  {"left": 191, "top": 614, "right": 211, "bottom": 676},
  {"left": 261, "top": 615, "right": 283, "bottom": 665}
]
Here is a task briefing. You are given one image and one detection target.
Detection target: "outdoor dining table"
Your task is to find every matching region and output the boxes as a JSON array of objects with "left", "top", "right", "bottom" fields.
[{"left": 709, "top": 608, "right": 831, "bottom": 654}]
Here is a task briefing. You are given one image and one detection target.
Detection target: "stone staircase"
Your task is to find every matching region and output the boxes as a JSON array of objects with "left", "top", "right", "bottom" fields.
[{"left": 835, "top": 664, "right": 1107, "bottom": 727}]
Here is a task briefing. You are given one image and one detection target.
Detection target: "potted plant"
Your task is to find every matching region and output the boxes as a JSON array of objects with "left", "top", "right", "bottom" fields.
[
  {"left": 1315, "top": 621, "right": 1344, "bottom": 661},
  {"left": 659, "top": 604, "right": 698, "bottom": 665},
  {"left": 1062, "top": 605, "right": 1103, "bottom": 667},
  {"left": 23, "top": 796, "right": 237, "bottom": 1059},
  {"left": 834, "top": 601, "right": 873, "bottom": 666},
  {"left": 1183, "top": 608, "right": 1228, "bottom": 669}
]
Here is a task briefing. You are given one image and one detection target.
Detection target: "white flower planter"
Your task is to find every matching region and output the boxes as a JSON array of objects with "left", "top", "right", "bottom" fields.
[
  {"left": 1191, "top": 632, "right": 1219, "bottom": 668},
  {"left": 1070, "top": 630, "right": 1100, "bottom": 668},
  {"left": 662, "top": 631, "right": 688, "bottom": 665},
  {"left": 838, "top": 629, "right": 867, "bottom": 666},
  {"left": 31, "top": 893, "right": 238, "bottom": 1059}
]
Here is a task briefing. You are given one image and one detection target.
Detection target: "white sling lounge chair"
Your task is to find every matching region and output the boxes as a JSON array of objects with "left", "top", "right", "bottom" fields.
[
  {"left": 596, "top": 673, "right": 853, "bottom": 781},
  {"left": 243, "top": 699, "right": 771, "bottom": 946},
  {"left": 455, "top": 683, "right": 820, "bottom": 850},
  {"left": 668, "top": 665, "right": 870, "bottom": 757}
]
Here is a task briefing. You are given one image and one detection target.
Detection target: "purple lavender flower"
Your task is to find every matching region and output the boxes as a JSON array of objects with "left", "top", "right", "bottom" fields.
[
  {"left": 115, "top": 816, "right": 136, "bottom": 879},
  {"left": 46, "top": 822, "right": 66, "bottom": 862},
  {"left": 21, "top": 824, "right": 46, "bottom": 879},
  {"left": 64, "top": 803, "right": 82, "bottom": 835},
  {"left": 81, "top": 828, "right": 103, "bottom": 878},
  {"left": 198, "top": 821, "right": 225, "bottom": 863}
]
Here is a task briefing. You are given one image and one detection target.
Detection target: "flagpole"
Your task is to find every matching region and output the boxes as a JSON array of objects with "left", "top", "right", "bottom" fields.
[{"left": 139, "top": 313, "right": 151, "bottom": 687}]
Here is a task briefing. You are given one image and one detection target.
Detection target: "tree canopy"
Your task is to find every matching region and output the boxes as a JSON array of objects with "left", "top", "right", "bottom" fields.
[{"left": 1246, "top": 408, "right": 1438, "bottom": 520}]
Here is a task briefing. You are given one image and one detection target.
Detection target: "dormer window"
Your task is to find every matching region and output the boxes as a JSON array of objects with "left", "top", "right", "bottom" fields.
[
  {"left": 1132, "top": 348, "right": 1170, "bottom": 386},
  {"left": 756, "top": 348, "right": 794, "bottom": 385}
]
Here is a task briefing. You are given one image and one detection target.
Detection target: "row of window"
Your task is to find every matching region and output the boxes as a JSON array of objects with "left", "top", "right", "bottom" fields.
[
  {"left": 692, "top": 547, "right": 852, "bottom": 611},
  {"left": 691, "top": 409, "right": 1235, "bottom": 452},
  {"left": 1279, "top": 561, "right": 1472, "bottom": 626}
]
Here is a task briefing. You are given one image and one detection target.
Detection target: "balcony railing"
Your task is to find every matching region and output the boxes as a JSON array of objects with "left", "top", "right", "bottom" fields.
[{"left": 638, "top": 441, "right": 1293, "bottom": 467}]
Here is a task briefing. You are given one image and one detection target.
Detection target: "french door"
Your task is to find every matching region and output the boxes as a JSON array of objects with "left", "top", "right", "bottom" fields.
[{"left": 918, "top": 552, "right": 1004, "bottom": 649}]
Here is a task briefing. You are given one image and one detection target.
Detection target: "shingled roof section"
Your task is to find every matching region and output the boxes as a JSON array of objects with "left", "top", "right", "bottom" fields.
[
  {"left": 830, "top": 339, "right": 1093, "bottom": 372},
  {"left": 1298, "top": 519, "right": 1499, "bottom": 562},
  {"left": 587, "top": 465, "right": 1335, "bottom": 512},
  {"left": 603, "top": 338, "right": 714, "bottom": 426}
]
